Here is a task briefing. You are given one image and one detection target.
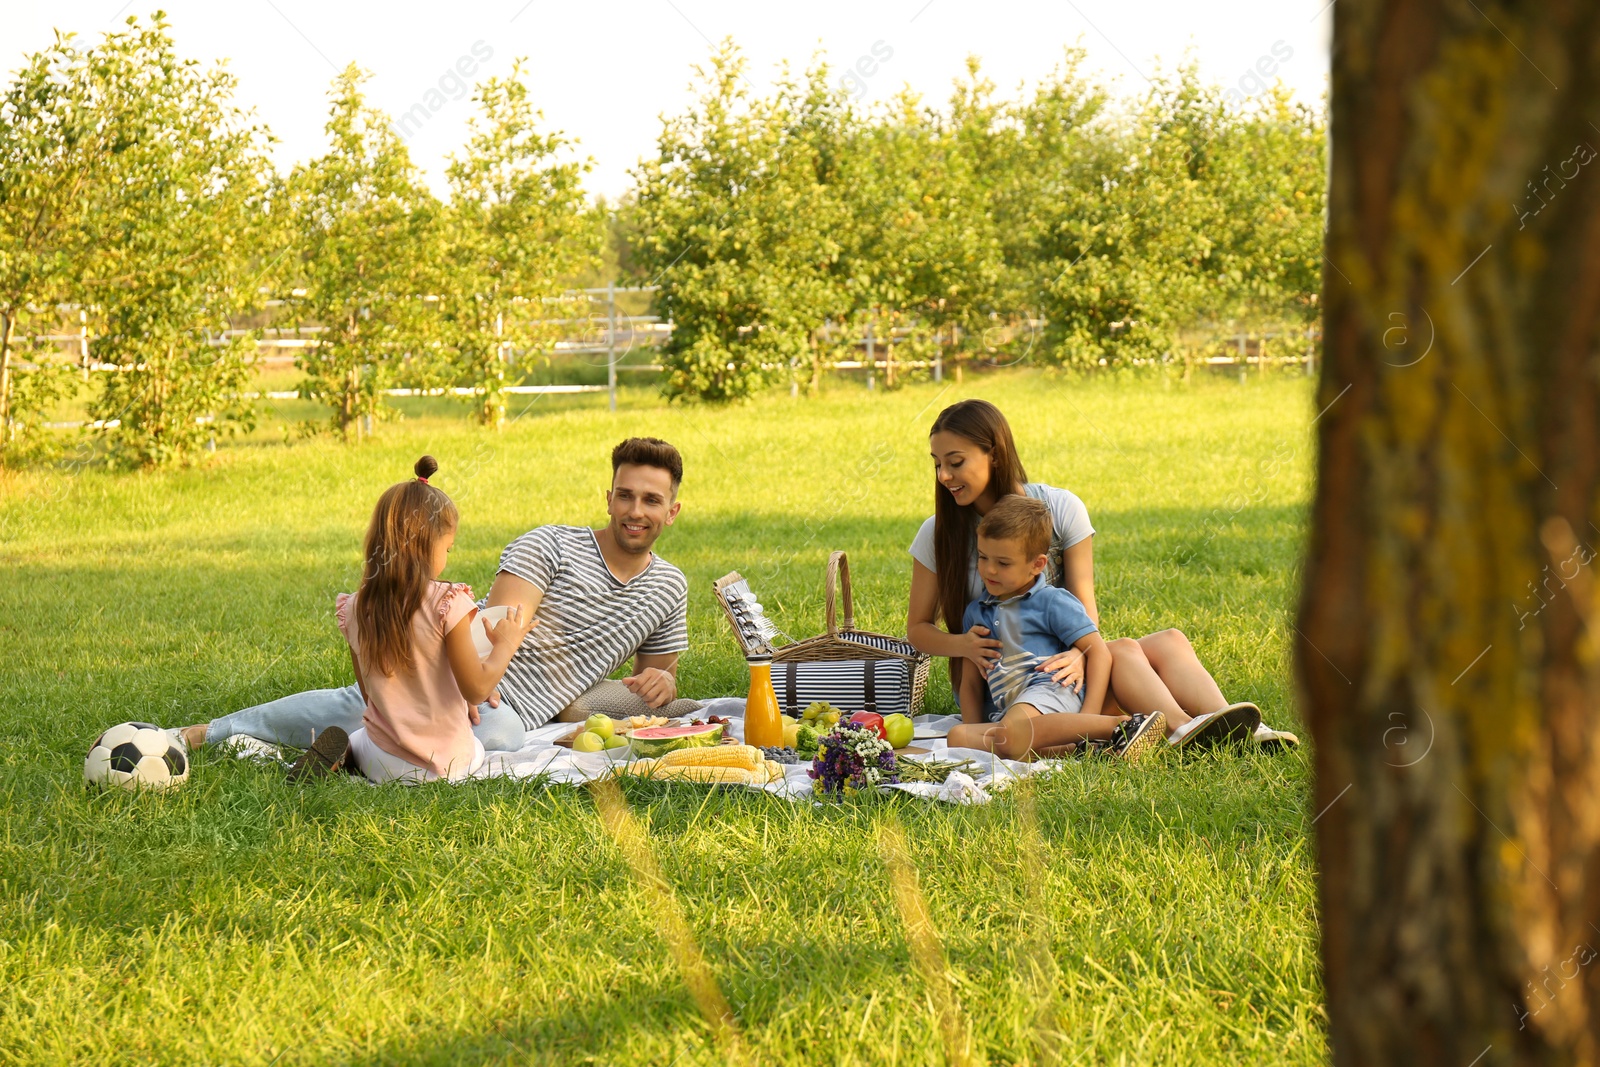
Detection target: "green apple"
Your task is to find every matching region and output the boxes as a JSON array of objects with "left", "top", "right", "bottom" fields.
[
  {"left": 884, "top": 714, "right": 915, "bottom": 750},
  {"left": 603, "top": 734, "right": 629, "bottom": 750},
  {"left": 584, "top": 714, "right": 615, "bottom": 740},
  {"left": 572, "top": 730, "right": 605, "bottom": 753}
]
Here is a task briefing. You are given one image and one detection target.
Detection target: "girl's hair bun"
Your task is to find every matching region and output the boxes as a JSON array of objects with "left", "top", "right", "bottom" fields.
[{"left": 414, "top": 455, "right": 439, "bottom": 480}]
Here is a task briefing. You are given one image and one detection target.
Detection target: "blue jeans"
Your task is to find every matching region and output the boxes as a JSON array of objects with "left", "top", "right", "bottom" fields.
[{"left": 205, "top": 684, "right": 527, "bottom": 752}]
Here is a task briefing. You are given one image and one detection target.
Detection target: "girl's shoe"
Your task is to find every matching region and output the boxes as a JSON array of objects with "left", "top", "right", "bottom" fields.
[
  {"left": 286, "top": 727, "right": 351, "bottom": 783},
  {"left": 1109, "top": 711, "right": 1167, "bottom": 762},
  {"left": 1173, "top": 703, "right": 1262, "bottom": 750}
]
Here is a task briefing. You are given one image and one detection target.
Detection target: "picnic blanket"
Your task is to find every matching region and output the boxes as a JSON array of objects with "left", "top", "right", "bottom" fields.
[{"left": 472, "top": 707, "right": 1047, "bottom": 804}]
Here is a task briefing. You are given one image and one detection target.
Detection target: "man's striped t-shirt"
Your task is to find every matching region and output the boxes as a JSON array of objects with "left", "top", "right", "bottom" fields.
[{"left": 487, "top": 525, "right": 689, "bottom": 728}]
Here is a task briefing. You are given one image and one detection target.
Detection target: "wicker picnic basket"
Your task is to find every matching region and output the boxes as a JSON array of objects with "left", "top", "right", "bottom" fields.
[{"left": 714, "top": 551, "right": 931, "bottom": 717}]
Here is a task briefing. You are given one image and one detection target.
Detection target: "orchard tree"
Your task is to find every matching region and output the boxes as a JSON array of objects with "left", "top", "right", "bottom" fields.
[
  {"left": 289, "top": 65, "right": 441, "bottom": 439},
  {"left": 1032, "top": 65, "right": 1238, "bottom": 366},
  {"left": 85, "top": 16, "right": 275, "bottom": 467},
  {"left": 838, "top": 76, "right": 1004, "bottom": 381},
  {"left": 1207, "top": 88, "right": 1325, "bottom": 330},
  {"left": 632, "top": 42, "right": 849, "bottom": 401},
  {"left": 0, "top": 33, "right": 94, "bottom": 458},
  {"left": 443, "top": 61, "right": 597, "bottom": 427},
  {"left": 1299, "top": 2, "right": 1600, "bottom": 1064}
]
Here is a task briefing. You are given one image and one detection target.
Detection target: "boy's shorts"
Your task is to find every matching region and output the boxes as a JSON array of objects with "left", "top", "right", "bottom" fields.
[{"left": 988, "top": 681, "right": 1085, "bottom": 722}]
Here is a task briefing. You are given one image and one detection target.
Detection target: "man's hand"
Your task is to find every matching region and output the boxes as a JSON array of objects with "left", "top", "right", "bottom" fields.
[{"left": 621, "top": 667, "right": 677, "bottom": 708}]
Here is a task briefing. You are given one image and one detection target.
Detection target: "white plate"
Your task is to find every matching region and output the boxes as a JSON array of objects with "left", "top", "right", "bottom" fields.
[{"left": 470, "top": 605, "right": 512, "bottom": 658}]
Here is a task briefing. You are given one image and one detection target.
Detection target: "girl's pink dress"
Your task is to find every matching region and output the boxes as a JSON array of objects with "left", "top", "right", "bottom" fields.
[{"left": 335, "top": 582, "right": 478, "bottom": 778}]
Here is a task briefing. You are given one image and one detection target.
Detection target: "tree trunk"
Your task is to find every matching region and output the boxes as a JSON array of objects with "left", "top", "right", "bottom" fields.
[
  {"left": 0, "top": 311, "right": 14, "bottom": 445},
  {"left": 1300, "top": 3, "right": 1600, "bottom": 1066}
]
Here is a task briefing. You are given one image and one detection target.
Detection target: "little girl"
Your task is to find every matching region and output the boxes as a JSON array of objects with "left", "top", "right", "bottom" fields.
[{"left": 332, "top": 455, "right": 534, "bottom": 784}]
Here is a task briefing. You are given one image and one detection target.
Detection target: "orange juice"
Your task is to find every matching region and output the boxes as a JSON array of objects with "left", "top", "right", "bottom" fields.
[{"left": 744, "top": 655, "right": 783, "bottom": 748}]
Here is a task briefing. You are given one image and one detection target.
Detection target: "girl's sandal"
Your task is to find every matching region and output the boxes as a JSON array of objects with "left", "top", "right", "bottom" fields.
[{"left": 286, "top": 727, "right": 351, "bottom": 783}]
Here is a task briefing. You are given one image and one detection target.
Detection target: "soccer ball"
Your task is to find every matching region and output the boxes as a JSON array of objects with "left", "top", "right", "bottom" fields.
[{"left": 84, "top": 722, "right": 189, "bottom": 792}]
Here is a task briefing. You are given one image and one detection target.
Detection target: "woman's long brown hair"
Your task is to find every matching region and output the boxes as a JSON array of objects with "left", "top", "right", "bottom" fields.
[
  {"left": 929, "top": 400, "right": 1028, "bottom": 689},
  {"left": 354, "top": 455, "right": 459, "bottom": 677}
]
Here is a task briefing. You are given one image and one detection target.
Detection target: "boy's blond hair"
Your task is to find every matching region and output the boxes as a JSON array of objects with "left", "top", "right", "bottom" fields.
[{"left": 977, "top": 495, "right": 1052, "bottom": 560}]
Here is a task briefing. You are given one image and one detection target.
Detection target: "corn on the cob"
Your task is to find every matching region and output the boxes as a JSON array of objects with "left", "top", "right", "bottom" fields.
[
  {"left": 626, "top": 757, "right": 659, "bottom": 776},
  {"left": 641, "top": 764, "right": 755, "bottom": 785},
  {"left": 659, "top": 744, "right": 762, "bottom": 771},
  {"left": 762, "top": 760, "right": 786, "bottom": 783}
]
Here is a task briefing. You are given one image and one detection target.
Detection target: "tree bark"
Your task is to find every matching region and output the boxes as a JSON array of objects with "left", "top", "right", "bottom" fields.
[
  {"left": 0, "top": 311, "right": 14, "bottom": 444},
  {"left": 1301, "top": 3, "right": 1600, "bottom": 1066}
]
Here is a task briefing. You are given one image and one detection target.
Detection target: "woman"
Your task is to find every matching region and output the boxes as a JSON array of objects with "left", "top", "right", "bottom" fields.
[{"left": 904, "top": 398, "right": 1297, "bottom": 753}]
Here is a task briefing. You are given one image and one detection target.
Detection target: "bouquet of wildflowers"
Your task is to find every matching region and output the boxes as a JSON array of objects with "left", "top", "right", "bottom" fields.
[{"left": 809, "top": 721, "right": 899, "bottom": 796}]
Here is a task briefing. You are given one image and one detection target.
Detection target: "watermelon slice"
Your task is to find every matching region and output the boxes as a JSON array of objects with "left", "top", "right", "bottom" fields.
[{"left": 628, "top": 722, "right": 725, "bottom": 758}]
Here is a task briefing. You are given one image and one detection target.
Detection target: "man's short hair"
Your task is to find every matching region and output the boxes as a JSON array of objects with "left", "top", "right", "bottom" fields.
[
  {"left": 611, "top": 437, "right": 683, "bottom": 492},
  {"left": 977, "top": 495, "right": 1051, "bottom": 559}
]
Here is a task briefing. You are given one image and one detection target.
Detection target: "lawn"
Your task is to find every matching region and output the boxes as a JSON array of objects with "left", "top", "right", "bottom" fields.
[{"left": 0, "top": 370, "right": 1325, "bottom": 1066}]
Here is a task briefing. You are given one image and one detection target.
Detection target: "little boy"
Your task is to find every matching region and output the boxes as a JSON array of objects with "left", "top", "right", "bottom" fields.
[{"left": 946, "top": 495, "right": 1165, "bottom": 761}]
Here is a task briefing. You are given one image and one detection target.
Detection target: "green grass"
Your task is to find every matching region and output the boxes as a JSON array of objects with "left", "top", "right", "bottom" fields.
[{"left": 0, "top": 370, "right": 1325, "bottom": 1065}]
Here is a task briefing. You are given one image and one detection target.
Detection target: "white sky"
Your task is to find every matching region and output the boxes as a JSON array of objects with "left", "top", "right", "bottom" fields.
[{"left": 10, "top": 1, "right": 1331, "bottom": 200}]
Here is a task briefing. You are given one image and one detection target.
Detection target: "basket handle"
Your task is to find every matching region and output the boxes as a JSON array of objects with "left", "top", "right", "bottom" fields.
[{"left": 824, "top": 551, "right": 855, "bottom": 634}]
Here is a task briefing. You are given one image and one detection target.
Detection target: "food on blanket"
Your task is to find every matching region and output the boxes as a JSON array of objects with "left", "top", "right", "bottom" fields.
[
  {"left": 759, "top": 746, "right": 798, "bottom": 765},
  {"left": 626, "top": 746, "right": 766, "bottom": 784},
  {"left": 643, "top": 765, "right": 756, "bottom": 785},
  {"left": 84, "top": 722, "right": 189, "bottom": 793},
  {"left": 794, "top": 724, "right": 820, "bottom": 758},
  {"left": 883, "top": 714, "right": 915, "bottom": 750},
  {"left": 629, "top": 722, "right": 726, "bottom": 758},
  {"left": 660, "top": 744, "right": 762, "bottom": 771},
  {"left": 584, "top": 714, "right": 615, "bottom": 740},
  {"left": 603, "top": 734, "right": 629, "bottom": 750},
  {"left": 849, "top": 712, "right": 887, "bottom": 741},
  {"left": 762, "top": 760, "right": 786, "bottom": 784},
  {"left": 895, "top": 755, "right": 981, "bottom": 784},
  {"left": 809, "top": 721, "right": 899, "bottom": 796},
  {"left": 616, "top": 714, "right": 669, "bottom": 735},
  {"left": 572, "top": 730, "right": 606, "bottom": 753},
  {"left": 800, "top": 701, "right": 842, "bottom": 724},
  {"left": 781, "top": 720, "right": 801, "bottom": 748}
]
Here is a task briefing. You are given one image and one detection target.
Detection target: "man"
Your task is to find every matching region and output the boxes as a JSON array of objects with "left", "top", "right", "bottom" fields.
[{"left": 181, "top": 437, "right": 695, "bottom": 755}]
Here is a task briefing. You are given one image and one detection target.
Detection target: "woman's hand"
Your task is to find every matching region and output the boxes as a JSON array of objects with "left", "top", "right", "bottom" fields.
[
  {"left": 957, "top": 624, "right": 1003, "bottom": 675},
  {"left": 1037, "top": 647, "right": 1085, "bottom": 692}
]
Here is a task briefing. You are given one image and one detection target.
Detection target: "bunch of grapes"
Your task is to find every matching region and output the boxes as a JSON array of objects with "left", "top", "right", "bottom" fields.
[{"left": 808, "top": 721, "right": 899, "bottom": 796}]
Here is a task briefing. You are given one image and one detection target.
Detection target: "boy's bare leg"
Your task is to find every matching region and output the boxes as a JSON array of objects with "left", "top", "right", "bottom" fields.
[
  {"left": 948, "top": 721, "right": 1001, "bottom": 750},
  {"left": 989, "top": 704, "right": 1124, "bottom": 760},
  {"left": 1137, "top": 629, "right": 1229, "bottom": 716}
]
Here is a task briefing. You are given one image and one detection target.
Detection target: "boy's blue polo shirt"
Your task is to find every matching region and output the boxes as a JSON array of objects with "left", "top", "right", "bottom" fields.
[{"left": 961, "top": 574, "right": 1098, "bottom": 714}]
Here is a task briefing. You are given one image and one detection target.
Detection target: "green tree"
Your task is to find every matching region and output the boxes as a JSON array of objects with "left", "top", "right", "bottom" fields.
[
  {"left": 0, "top": 33, "right": 94, "bottom": 459},
  {"left": 837, "top": 68, "right": 1006, "bottom": 382},
  {"left": 84, "top": 16, "right": 275, "bottom": 467},
  {"left": 288, "top": 65, "right": 441, "bottom": 439},
  {"left": 442, "top": 61, "right": 597, "bottom": 427},
  {"left": 1028, "top": 65, "right": 1232, "bottom": 366},
  {"left": 632, "top": 43, "right": 849, "bottom": 401}
]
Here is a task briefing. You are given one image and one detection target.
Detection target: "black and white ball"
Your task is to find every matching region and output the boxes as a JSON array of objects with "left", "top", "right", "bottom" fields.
[{"left": 84, "top": 722, "right": 189, "bottom": 791}]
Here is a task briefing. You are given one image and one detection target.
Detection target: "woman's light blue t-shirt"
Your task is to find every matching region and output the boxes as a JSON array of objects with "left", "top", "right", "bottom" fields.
[{"left": 907, "top": 482, "right": 1095, "bottom": 603}]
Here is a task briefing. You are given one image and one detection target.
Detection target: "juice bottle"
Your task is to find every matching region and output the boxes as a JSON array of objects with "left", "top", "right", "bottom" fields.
[{"left": 744, "top": 654, "right": 783, "bottom": 748}]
